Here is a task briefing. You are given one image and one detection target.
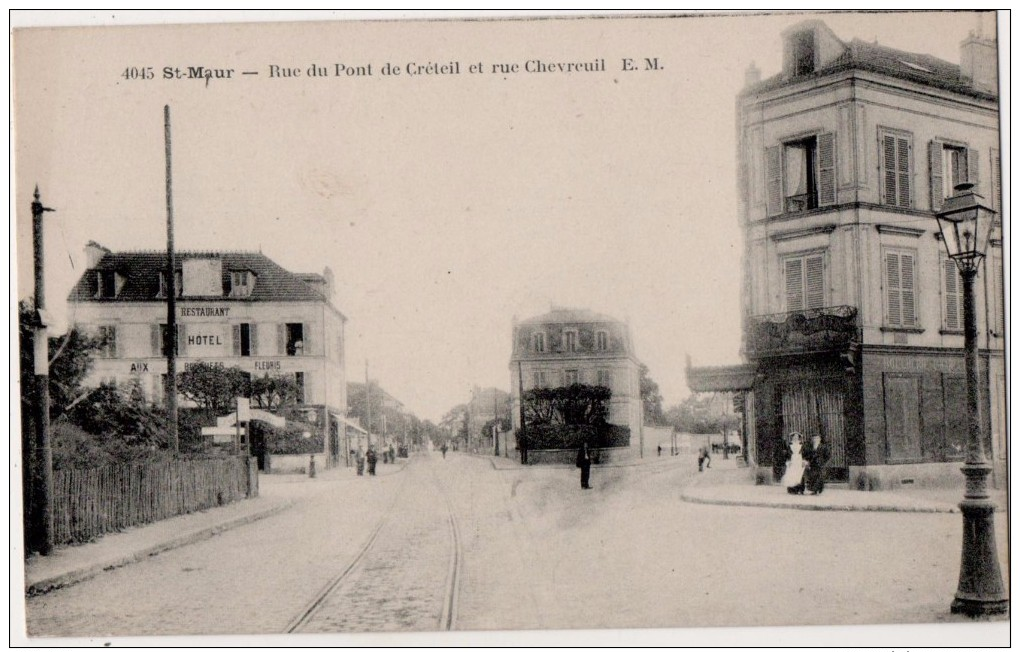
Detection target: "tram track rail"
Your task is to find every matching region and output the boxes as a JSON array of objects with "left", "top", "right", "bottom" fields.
[{"left": 285, "top": 456, "right": 464, "bottom": 634}]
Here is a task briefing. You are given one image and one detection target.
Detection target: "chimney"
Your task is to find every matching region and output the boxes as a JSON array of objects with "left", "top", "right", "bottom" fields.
[
  {"left": 960, "top": 28, "right": 997, "bottom": 94},
  {"left": 744, "top": 62, "right": 761, "bottom": 87},
  {"left": 322, "top": 266, "right": 335, "bottom": 299},
  {"left": 84, "top": 240, "right": 110, "bottom": 268}
]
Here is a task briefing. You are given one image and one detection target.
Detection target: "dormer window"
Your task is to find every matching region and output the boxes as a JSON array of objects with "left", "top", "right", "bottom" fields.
[
  {"left": 96, "top": 270, "right": 123, "bottom": 298},
  {"left": 792, "top": 29, "right": 815, "bottom": 76},
  {"left": 229, "top": 270, "right": 255, "bottom": 298},
  {"left": 157, "top": 270, "right": 183, "bottom": 298}
]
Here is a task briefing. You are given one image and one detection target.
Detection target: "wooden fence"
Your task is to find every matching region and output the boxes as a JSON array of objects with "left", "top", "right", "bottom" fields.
[{"left": 53, "top": 457, "right": 257, "bottom": 546}]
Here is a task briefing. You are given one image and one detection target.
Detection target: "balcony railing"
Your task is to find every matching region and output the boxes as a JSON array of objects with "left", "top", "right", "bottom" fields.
[{"left": 745, "top": 305, "right": 859, "bottom": 357}]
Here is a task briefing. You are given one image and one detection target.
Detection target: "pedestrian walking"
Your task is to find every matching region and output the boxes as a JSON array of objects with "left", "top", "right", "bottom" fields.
[
  {"left": 440, "top": 442, "right": 448, "bottom": 459},
  {"left": 576, "top": 441, "right": 592, "bottom": 489},
  {"left": 388, "top": 444, "right": 396, "bottom": 463},
  {"left": 803, "top": 434, "right": 830, "bottom": 495},
  {"left": 366, "top": 446, "right": 378, "bottom": 476},
  {"left": 698, "top": 446, "right": 712, "bottom": 472},
  {"left": 657, "top": 444, "right": 662, "bottom": 457},
  {"left": 355, "top": 446, "right": 365, "bottom": 476}
]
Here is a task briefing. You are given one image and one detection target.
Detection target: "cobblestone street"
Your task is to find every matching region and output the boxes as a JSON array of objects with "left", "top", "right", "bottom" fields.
[{"left": 25, "top": 452, "right": 1009, "bottom": 642}]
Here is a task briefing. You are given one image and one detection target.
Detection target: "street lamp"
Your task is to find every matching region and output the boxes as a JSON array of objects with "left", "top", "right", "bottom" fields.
[{"left": 934, "top": 182, "right": 1007, "bottom": 617}]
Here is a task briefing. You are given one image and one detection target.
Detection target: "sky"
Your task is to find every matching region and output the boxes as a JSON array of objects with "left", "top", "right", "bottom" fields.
[{"left": 12, "top": 10, "right": 1003, "bottom": 422}]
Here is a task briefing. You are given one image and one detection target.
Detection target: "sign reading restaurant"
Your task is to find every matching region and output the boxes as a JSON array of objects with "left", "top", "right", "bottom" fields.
[{"left": 179, "top": 306, "right": 230, "bottom": 317}]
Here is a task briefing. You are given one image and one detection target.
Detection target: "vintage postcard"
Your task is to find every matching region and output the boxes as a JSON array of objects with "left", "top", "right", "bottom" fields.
[{"left": 11, "top": 10, "right": 1009, "bottom": 647}]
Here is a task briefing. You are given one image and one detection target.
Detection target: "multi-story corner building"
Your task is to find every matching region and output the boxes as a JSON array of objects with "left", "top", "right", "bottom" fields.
[
  {"left": 689, "top": 19, "right": 1004, "bottom": 488},
  {"left": 67, "top": 241, "right": 350, "bottom": 467},
  {"left": 509, "top": 308, "right": 645, "bottom": 458}
]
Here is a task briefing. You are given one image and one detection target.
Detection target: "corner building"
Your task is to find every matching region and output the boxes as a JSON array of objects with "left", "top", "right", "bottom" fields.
[
  {"left": 692, "top": 20, "right": 1004, "bottom": 489},
  {"left": 67, "top": 242, "right": 349, "bottom": 467},
  {"left": 510, "top": 308, "right": 645, "bottom": 459}
]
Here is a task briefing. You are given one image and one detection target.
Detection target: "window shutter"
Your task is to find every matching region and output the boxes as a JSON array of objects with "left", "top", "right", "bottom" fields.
[
  {"left": 766, "top": 145, "right": 782, "bottom": 216},
  {"left": 232, "top": 324, "right": 242, "bottom": 356},
  {"left": 882, "top": 134, "right": 897, "bottom": 206},
  {"left": 901, "top": 252, "right": 916, "bottom": 326},
  {"left": 896, "top": 136, "right": 911, "bottom": 208},
  {"left": 967, "top": 148, "right": 979, "bottom": 188},
  {"left": 251, "top": 323, "right": 259, "bottom": 355},
  {"left": 277, "top": 324, "right": 286, "bottom": 355},
  {"left": 785, "top": 258, "right": 804, "bottom": 312},
  {"left": 177, "top": 324, "right": 186, "bottom": 355},
  {"left": 991, "top": 149, "right": 1001, "bottom": 211},
  {"left": 929, "top": 140, "right": 944, "bottom": 211},
  {"left": 805, "top": 255, "right": 825, "bottom": 310},
  {"left": 817, "top": 132, "right": 836, "bottom": 206},
  {"left": 886, "top": 252, "right": 902, "bottom": 326},
  {"left": 992, "top": 253, "right": 1004, "bottom": 336},
  {"left": 944, "top": 258, "right": 961, "bottom": 331},
  {"left": 151, "top": 324, "right": 161, "bottom": 356},
  {"left": 303, "top": 323, "right": 312, "bottom": 355}
]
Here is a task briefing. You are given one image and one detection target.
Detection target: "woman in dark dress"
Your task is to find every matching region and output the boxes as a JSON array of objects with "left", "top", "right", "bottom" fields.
[{"left": 803, "top": 435, "right": 830, "bottom": 495}]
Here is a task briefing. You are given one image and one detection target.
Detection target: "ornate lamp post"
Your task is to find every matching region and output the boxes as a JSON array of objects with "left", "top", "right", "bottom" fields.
[{"left": 935, "top": 182, "right": 1007, "bottom": 617}]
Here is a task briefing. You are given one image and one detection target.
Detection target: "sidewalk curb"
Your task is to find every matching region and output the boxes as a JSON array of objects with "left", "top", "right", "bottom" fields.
[
  {"left": 679, "top": 491, "right": 957, "bottom": 514},
  {"left": 26, "top": 500, "right": 295, "bottom": 596}
]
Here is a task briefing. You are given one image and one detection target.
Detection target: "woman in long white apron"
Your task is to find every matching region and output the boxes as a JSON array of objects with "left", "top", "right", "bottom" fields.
[{"left": 781, "top": 433, "right": 806, "bottom": 494}]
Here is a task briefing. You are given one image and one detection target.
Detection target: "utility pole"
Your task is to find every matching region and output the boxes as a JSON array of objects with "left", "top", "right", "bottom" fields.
[
  {"left": 29, "top": 186, "right": 55, "bottom": 555},
  {"left": 517, "top": 360, "right": 527, "bottom": 464},
  {"left": 365, "top": 360, "right": 372, "bottom": 448},
  {"left": 493, "top": 389, "right": 500, "bottom": 456},
  {"left": 164, "top": 105, "right": 179, "bottom": 454}
]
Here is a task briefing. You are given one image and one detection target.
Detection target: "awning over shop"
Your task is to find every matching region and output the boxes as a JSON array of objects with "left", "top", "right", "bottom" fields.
[
  {"left": 686, "top": 363, "right": 756, "bottom": 393},
  {"left": 329, "top": 412, "right": 368, "bottom": 435}
]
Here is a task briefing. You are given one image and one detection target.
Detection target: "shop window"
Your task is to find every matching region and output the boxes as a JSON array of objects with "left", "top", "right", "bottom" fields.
[{"left": 942, "top": 375, "right": 967, "bottom": 460}]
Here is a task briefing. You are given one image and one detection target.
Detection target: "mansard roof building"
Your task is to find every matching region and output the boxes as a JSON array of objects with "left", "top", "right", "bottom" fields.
[
  {"left": 67, "top": 241, "right": 350, "bottom": 468},
  {"left": 689, "top": 19, "right": 1004, "bottom": 489}
]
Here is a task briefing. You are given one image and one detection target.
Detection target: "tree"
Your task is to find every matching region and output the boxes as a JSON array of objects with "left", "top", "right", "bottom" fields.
[
  {"left": 665, "top": 392, "right": 739, "bottom": 434},
  {"left": 250, "top": 373, "right": 301, "bottom": 411},
  {"left": 522, "top": 384, "right": 611, "bottom": 428},
  {"left": 639, "top": 363, "right": 665, "bottom": 426},
  {"left": 19, "top": 300, "right": 101, "bottom": 422},
  {"left": 177, "top": 363, "right": 252, "bottom": 413}
]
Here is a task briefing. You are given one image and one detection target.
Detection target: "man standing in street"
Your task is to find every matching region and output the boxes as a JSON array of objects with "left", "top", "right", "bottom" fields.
[
  {"left": 576, "top": 441, "right": 592, "bottom": 490},
  {"left": 366, "top": 446, "right": 378, "bottom": 476}
]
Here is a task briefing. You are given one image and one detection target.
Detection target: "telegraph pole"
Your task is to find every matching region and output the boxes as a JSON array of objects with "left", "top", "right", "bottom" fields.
[
  {"left": 365, "top": 360, "right": 372, "bottom": 447},
  {"left": 164, "top": 105, "right": 179, "bottom": 454},
  {"left": 517, "top": 360, "right": 527, "bottom": 464},
  {"left": 30, "top": 186, "right": 55, "bottom": 555},
  {"left": 493, "top": 390, "right": 500, "bottom": 456}
]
